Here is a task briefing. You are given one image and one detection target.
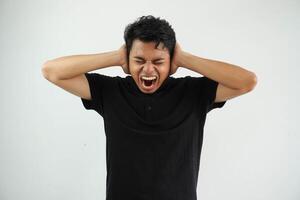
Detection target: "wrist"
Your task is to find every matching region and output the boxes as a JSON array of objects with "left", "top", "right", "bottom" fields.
[
  {"left": 179, "top": 51, "right": 192, "bottom": 69},
  {"left": 98, "top": 50, "right": 121, "bottom": 67},
  {"left": 111, "top": 50, "right": 123, "bottom": 66}
]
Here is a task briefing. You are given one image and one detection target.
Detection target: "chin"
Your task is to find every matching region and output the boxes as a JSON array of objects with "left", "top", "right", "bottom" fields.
[{"left": 139, "top": 87, "right": 159, "bottom": 94}]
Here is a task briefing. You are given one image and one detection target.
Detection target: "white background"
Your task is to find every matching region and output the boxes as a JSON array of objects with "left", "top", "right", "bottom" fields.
[{"left": 0, "top": 0, "right": 299, "bottom": 199}]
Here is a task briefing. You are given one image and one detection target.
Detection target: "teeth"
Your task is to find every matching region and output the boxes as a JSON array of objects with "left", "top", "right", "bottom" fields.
[{"left": 141, "top": 76, "right": 157, "bottom": 80}]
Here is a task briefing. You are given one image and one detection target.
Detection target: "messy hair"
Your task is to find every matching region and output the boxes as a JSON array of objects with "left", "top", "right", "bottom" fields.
[{"left": 123, "top": 15, "right": 176, "bottom": 67}]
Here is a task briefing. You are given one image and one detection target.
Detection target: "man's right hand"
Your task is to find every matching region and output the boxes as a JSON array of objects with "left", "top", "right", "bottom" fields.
[{"left": 118, "top": 44, "right": 130, "bottom": 75}]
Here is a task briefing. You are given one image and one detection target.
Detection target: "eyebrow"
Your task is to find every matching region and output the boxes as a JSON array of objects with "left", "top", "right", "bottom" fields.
[{"left": 133, "top": 56, "right": 165, "bottom": 61}]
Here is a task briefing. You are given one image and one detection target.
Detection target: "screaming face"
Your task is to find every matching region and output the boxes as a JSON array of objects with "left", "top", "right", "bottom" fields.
[{"left": 129, "top": 39, "right": 171, "bottom": 94}]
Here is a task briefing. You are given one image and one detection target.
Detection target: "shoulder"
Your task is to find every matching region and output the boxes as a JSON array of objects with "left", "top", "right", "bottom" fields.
[
  {"left": 85, "top": 72, "right": 125, "bottom": 82},
  {"left": 182, "top": 75, "right": 217, "bottom": 87},
  {"left": 171, "top": 75, "right": 201, "bottom": 86}
]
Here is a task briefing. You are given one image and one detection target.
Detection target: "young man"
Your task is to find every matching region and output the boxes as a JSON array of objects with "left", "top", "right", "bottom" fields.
[{"left": 42, "top": 15, "right": 257, "bottom": 200}]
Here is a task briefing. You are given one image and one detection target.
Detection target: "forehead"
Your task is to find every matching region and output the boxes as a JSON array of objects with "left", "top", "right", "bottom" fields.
[{"left": 130, "top": 39, "right": 169, "bottom": 58}]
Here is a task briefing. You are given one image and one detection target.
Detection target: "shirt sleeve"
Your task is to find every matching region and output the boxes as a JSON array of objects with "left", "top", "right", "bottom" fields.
[
  {"left": 81, "top": 72, "right": 110, "bottom": 116},
  {"left": 190, "top": 76, "right": 227, "bottom": 114}
]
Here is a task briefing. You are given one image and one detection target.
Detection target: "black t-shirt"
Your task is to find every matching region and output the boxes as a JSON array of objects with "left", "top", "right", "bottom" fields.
[{"left": 81, "top": 72, "right": 226, "bottom": 200}]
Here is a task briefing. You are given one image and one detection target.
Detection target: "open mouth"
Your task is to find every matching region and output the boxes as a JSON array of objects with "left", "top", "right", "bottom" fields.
[{"left": 140, "top": 76, "right": 158, "bottom": 90}]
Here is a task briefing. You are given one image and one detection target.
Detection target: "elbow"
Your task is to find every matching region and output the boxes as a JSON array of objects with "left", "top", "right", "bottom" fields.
[
  {"left": 41, "top": 61, "right": 57, "bottom": 81},
  {"left": 243, "top": 72, "right": 258, "bottom": 92},
  {"left": 41, "top": 63, "right": 49, "bottom": 78}
]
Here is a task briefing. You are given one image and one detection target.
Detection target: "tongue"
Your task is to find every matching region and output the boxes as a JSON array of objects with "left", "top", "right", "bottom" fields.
[{"left": 144, "top": 79, "right": 153, "bottom": 86}]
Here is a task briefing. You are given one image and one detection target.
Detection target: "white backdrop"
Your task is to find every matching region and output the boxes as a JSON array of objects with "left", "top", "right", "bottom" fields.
[{"left": 0, "top": 0, "right": 299, "bottom": 199}]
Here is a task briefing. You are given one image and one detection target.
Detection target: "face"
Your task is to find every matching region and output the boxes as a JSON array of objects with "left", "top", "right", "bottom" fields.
[{"left": 129, "top": 39, "right": 171, "bottom": 94}]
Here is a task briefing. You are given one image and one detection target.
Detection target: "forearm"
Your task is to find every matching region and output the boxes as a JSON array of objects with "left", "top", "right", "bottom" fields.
[
  {"left": 42, "top": 50, "right": 120, "bottom": 80},
  {"left": 180, "top": 51, "right": 257, "bottom": 90}
]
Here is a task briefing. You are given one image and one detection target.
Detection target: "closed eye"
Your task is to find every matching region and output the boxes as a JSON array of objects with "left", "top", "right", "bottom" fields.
[{"left": 135, "top": 60, "right": 163, "bottom": 65}]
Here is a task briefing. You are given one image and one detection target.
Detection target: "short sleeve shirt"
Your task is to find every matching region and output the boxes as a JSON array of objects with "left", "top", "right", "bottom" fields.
[{"left": 81, "top": 72, "right": 226, "bottom": 200}]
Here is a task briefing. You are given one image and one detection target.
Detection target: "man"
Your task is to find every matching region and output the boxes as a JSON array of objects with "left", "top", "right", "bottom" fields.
[{"left": 42, "top": 15, "right": 257, "bottom": 200}]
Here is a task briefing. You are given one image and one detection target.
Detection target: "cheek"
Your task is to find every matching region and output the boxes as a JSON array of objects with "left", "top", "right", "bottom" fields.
[
  {"left": 158, "top": 65, "right": 170, "bottom": 74},
  {"left": 130, "top": 63, "right": 169, "bottom": 76},
  {"left": 129, "top": 65, "right": 140, "bottom": 74}
]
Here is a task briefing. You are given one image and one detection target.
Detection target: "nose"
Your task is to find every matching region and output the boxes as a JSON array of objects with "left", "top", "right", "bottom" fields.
[{"left": 143, "top": 61, "right": 155, "bottom": 73}]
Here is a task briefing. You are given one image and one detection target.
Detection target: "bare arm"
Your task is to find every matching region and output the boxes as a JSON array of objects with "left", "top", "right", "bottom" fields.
[
  {"left": 41, "top": 50, "right": 121, "bottom": 80},
  {"left": 41, "top": 46, "right": 128, "bottom": 100},
  {"left": 180, "top": 52, "right": 257, "bottom": 102},
  {"left": 170, "top": 41, "right": 257, "bottom": 103}
]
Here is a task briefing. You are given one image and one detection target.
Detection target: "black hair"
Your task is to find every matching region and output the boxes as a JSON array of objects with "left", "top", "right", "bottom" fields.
[{"left": 123, "top": 15, "right": 176, "bottom": 69}]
